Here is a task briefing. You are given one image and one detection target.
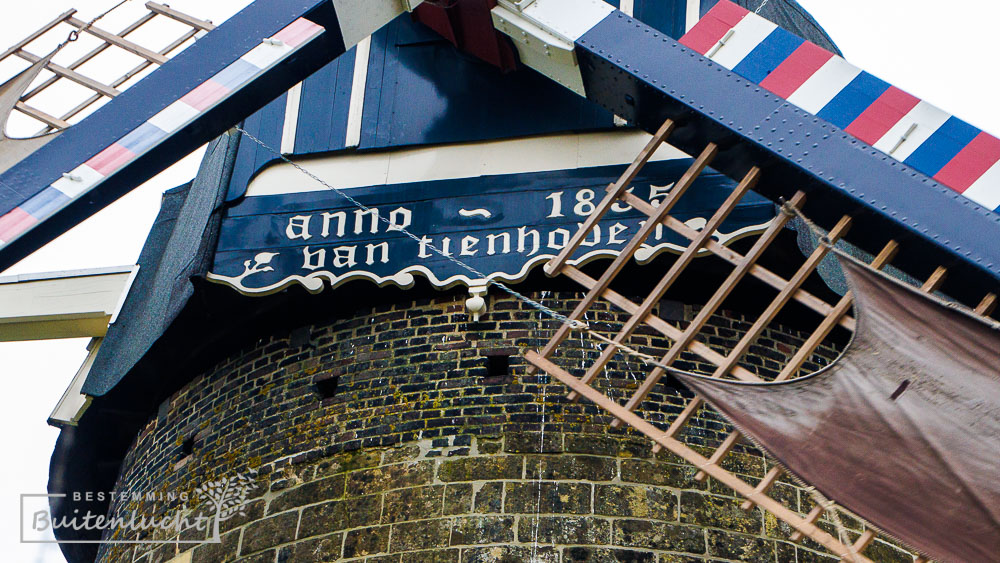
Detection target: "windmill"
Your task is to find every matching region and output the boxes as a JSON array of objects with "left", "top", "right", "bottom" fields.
[{"left": 1, "top": 1, "right": 996, "bottom": 562}]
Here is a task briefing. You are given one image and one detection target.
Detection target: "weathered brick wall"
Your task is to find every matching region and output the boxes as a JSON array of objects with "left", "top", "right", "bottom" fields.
[{"left": 99, "top": 291, "right": 912, "bottom": 563}]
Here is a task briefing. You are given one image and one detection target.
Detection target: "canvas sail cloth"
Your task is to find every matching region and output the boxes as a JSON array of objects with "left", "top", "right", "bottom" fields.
[{"left": 672, "top": 255, "right": 1000, "bottom": 563}]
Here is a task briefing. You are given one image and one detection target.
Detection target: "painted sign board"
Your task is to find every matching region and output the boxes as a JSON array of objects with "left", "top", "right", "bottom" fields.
[{"left": 208, "top": 160, "right": 774, "bottom": 294}]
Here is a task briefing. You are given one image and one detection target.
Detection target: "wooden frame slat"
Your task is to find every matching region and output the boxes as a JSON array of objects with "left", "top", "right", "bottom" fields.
[
  {"left": 528, "top": 135, "right": 709, "bottom": 375},
  {"left": 0, "top": 3, "right": 211, "bottom": 134},
  {"left": 544, "top": 118, "right": 676, "bottom": 275},
  {"left": 526, "top": 351, "right": 875, "bottom": 563},
  {"left": 66, "top": 16, "right": 169, "bottom": 65},
  {"left": 50, "top": 26, "right": 200, "bottom": 130},
  {"left": 15, "top": 50, "right": 120, "bottom": 98},
  {"left": 522, "top": 125, "right": 983, "bottom": 560},
  {"left": 21, "top": 11, "right": 158, "bottom": 103},
  {"left": 568, "top": 166, "right": 760, "bottom": 401},
  {"left": 0, "top": 9, "right": 75, "bottom": 61},
  {"left": 14, "top": 102, "right": 70, "bottom": 129},
  {"left": 609, "top": 191, "right": 806, "bottom": 428},
  {"left": 622, "top": 193, "right": 857, "bottom": 331},
  {"left": 560, "top": 264, "right": 761, "bottom": 382},
  {"left": 145, "top": 2, "right": 215, "bottom": 32},
  {"left": 688, "top": 214, "right": 852, "bottom": 472}
]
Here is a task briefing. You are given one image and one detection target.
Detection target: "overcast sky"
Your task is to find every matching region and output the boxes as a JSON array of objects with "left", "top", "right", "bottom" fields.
[{"left": 3, "top": 0, "right": 1000, "bottom": 561}]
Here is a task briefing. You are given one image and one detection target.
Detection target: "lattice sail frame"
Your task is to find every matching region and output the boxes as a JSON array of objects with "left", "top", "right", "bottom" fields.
[
  {"left": 0, "top": 2, "right": 214, "bottom": 135},
  {"left": 524, "top": 119, "right": 999, "bottom": 562}
]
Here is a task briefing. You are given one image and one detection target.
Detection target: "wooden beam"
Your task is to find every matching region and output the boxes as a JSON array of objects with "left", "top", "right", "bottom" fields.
[
  {"left": 559, "top": 264, "right": 761, "bottom": 382},
  {"left": 66, "top": 16, "right": 169, "bottom": 65},
  {"left": 51, "top": 27, "right": 199, "bottom": 130},
  {"left": 544, "top": 118, "right": 675, "bottom": 276},
  {"left": 14, "top": 102, "right": 71, "bottom": 129},
  {"left": 15, "top": 50, "right": 120, "bottom": 98},
  {"left": 22, "top": 11, "right": 157, "bottom": 103},
  {"left": 146, "top": 2, "right": 216, "bottom": 32},
  {"left": 0, "top": 9, "right": 76, "bottom": 61},
  {"left": 611, "top": 191, "right": 806, "bottom": 428},
  {"left": 528, "top": 139, "right": 711, "bottom": 376},
  {"left": 621, "top": 192, "right": 856, "bottom": 332},
  {"left": 976, "top": 293, "right": 997, "bottom": 317},
  {"left": 688, "top": 215, "right": 852, "bottom": 469},
  {"left": 568, "top": 166, "right": 760, "bottom": 401},
  {"left": 525, "top": 350, "right": 874, "bottom": 563}
]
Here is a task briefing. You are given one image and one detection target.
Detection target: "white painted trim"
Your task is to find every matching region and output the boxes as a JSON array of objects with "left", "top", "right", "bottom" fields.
[
  {"left": 331, "top": 0, "right": 417, "bottom": 49},
  {"left": 48, "top": 337, "right": 100, "bottom": 428},
  {"left": 0, "top": 265, "right": 133, "bottom": 285},
  {"left": 109, "top": 265, "right": 140, "bottom": 325},
  {"left": 686, "top": 0, "right": 700, "bottom": 32},
  {"left": 345, "top": 36, "right": 372, "bottom": 149},
  {"left": 708, "top": 16, "right": 776, "bottom": 69},
  {"left": 280, "top": 83, "right": 303, "bottom": 155},
  {"left": 0, "top": 267, "right": 134, "bottom": 341},
  {"left": 247, "top": 130, "right": 689, "bottom": 197}
]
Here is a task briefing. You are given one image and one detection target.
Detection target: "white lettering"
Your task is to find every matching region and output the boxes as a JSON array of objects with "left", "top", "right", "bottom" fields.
[
  {"left": 321, "top": 211, "right": 346, "bottom": 237},
  {"left": 486, "top": 233, "right": 511, "bottom": 255},
  {"left": 517, "top": 227, "right": 540, "bottom": 256},
  {"left": 608, "top": 222, "right": 628, "bottom": 244},
  {"left": 418, "top": 236, "right": 433, "bottom": 259},
  {"left": 548, "top": 228, "right": 570, "bottom": 250},
  {"left": 365, "top": 242, "right": 389, "bottom": 265},
  {"left": 354, "top": 208, "right": 379, "bottom": 234},
  {"left": 546, "top": 192, "right": 564, "bottom": 218},
  {"left": 460, "top": 235, "right": 479, "bottom": 256},
  {"left": 286, "top": 215, "right": 312, "bottom": 240},
  {"left": 302, "top": 246, "right": 325, "bottom": 270},
  {"left": 332, "top": 246, "right": 357, "bottom": 268},
  {"left": 649, "top": 183, "right": 675, "bottom": 206},
  {"left": 388, "top": 207, "right": 412, "bottom": 231}
]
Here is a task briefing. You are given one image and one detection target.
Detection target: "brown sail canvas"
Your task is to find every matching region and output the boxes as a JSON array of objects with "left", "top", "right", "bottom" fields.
[{"left": 674, "top": 256, "right": 1000, "bottom": 562}]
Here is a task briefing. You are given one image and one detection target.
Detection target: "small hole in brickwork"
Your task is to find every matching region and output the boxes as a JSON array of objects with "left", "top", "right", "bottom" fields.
[
  {"left": 315, "top": 376, "right": 340, "bottom": 398},
  {"left": 180, "top": 435, "right": 195, "bottom": 459},
  {"left": 486, "top": 355, "right": 509, "bottom": 379}
]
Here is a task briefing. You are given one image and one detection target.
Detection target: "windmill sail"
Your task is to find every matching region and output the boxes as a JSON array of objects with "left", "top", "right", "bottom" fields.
[
  {"left": 673, "top": 254, "right": 1000, "bottom": 563},
  {"left": 0, "top": 53, "right": 62, "bottom": 175}
]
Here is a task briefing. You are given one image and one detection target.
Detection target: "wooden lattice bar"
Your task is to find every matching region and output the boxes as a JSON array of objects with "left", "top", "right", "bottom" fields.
[
  {"left": 608, "top": 190, "right": 805, "bottom": 429},
  {"left": 0, "top": 2, "right": 213, "bottom": 135},
  {"left": 621, "top": 192, "right": 857, "bottom": 331},
  {"left": 977, "top": 293, "right": 998, "bottom": 316},
  {"left": 518, "top": 119, "right": 999, "bottom": 561},
  {"left": 568, "top": 165, "right": 760, "bottom": 400},
  {"left": 20, "top": 11, "right": 159, "bottom": 102},
  {"left": 525, "top": 350, "right": 877, "bottom": 562}
]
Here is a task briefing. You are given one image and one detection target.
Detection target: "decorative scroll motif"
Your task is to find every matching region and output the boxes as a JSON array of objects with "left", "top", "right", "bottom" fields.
[
  {"left": 207, "top": 160, "right": 776, "bottom": 295},
  {"left": 524, "top": 118, "right": 1000, "bottom": 562}
]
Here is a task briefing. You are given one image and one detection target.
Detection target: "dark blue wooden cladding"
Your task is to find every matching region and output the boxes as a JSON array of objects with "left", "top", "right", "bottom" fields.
[
  {"left": 294, "top": 47, "right": 356, "bottom": 154},
  {"left": 225, "top": 1, "right": 690, "bottom": 200},
  {"left": 358, "top": 15, "right": 615, "bottom": 150},
  {"left": 227, "top": 94, "right": 287, "bottom": 202}
]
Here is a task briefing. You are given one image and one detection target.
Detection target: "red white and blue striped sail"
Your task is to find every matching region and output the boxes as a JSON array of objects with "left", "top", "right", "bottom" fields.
[{"left": 681, "top": 1, "right": 1000, "bottom": 213}]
